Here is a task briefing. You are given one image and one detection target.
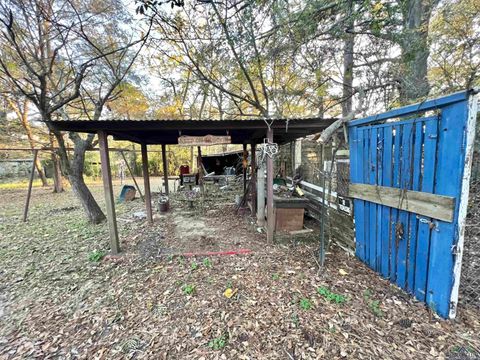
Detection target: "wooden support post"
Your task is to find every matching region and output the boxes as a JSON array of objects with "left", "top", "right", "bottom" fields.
[
  {"left": 141, "top": 143, "right": 153, "bottom": 224},
  {"left": 162, "top": 144, "right": 169, "bottom": 195},
  {"left": 23, "top": 149, "right": 38, "bottom": 222},
  {"left": 119, "top": 150, "right": 144, "bottom": 201},
  {"left": 98, "top": 131, "right": 120, "bottom": 254},
  {"left": 250, "top": 142, "right": 257, "bottom": 216},
  {"left": 266, "top": 127, "right": 274, "bottom": 242},
  {"left": 243, "top": 143, "right": 248, "bottom": 193}
]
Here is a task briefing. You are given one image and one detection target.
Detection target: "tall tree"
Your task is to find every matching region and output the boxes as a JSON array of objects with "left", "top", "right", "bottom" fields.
[{"left": 0, "top": 0, "right": 149, "bottom": 223}]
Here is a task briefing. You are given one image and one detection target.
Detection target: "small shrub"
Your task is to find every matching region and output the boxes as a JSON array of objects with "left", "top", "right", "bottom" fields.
[
  {"left": 88, "top": 250, "right": 106, "bottom": 262},
  {"left": 208, "top": 334, "right": 228, "bottom": 350},
  {"left": 299, "top": 298, "right": 312, "bottom": 310},
  {"left": 317, "top": 286, "right": 347, "bottom": 304},
  {"left": 182, "top": 284, "right": 196, "bottom": 296}
]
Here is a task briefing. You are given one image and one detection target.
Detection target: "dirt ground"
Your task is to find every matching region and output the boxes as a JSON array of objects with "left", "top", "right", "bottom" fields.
[{"left": 0, "top": 180, "right": 479, "bottom": 359}]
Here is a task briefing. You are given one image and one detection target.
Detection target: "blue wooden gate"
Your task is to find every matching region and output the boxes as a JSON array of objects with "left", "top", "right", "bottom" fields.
[{"left": 348, "top": 90, "right": 478, "bottom": 318}]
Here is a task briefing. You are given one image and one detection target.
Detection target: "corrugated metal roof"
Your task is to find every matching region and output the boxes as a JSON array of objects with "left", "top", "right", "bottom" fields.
[{"left": 45, "top": 117, "right": 336, "bottom": 145}]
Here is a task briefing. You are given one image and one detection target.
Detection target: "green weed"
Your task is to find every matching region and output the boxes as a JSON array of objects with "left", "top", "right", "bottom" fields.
[
  {"left": 191, "top": 261, "right": 198, "bottom": 271},
  {"left": 272, "top": 273, "right": 280, "bottom": 280},
  {"left": 208, "top": 334, "right": 228, "bottom": 350},
  {"left": 317, "top": 286, "right": 347, "bottom": 304},
  {"left": 182, "top": 283, "right": 196, "bottom": 296},
  {"left": 202, "top": 258, "right": 212, "bottom": 267},
  {"left": 369, "top": 300, "right": 383, "bottom": 317},
  {"left": 299, "top": 298, "right": 312, "bottom": 310},
  {"left": 88, "top": 250, "right": 106, "bottom": 262},
  {"left": 364, "top": 290, "right": 383, "bottom": 317}
]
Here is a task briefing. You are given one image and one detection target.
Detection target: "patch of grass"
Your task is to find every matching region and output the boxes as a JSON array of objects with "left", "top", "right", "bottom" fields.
[
  {"left": 88, "top": 250, "right": 106, "bottom": 262},
  {"left": 317, "top": 286, "right": 347, "bottom": 304},
  {"left": 208, "top": 334, "right": 228, "bottom": 350},
  {"left": 182, "top": 283, "right": 196, "bottom": 296},
  {"left": 190, "top": 261, "right": 198, "bottom": 271},
  {"left": 272, "top": 273, "right": 280, "bottom": 280},
  {"left": 299, "top": 298, "right": 312, "bottom": 310},
  {"left": 202, "top": 258, "right": 212, "bottom": 268}
]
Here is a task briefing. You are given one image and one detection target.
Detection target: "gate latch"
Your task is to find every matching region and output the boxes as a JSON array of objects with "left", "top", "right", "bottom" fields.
[{"left": 416, "top": 216, "right": 439, "bottom": 232}]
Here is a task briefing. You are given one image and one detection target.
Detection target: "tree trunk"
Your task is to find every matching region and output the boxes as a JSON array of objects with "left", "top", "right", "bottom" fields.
[
  {"left": 50, "top": 126, "right": 106, "bottom": 224},
  {"left": 398, "top": 0, "right": 437, "bottom": 103},
  {"left": 69, "top": 151, "right": 106, "bottom": 224},
  {"left": 49, "top": 131, "right": 64, "bottom": 193},
  {"left": 342, "top": 0, "right": 355, "bottom": 117}
]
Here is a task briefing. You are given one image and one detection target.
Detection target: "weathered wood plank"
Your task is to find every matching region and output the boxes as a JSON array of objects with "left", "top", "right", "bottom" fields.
[
  {"left": 349, "top": 183, "right": 455, "bottom": 222},
  {"left": 98, "top": 131, "right": 120, "bottom": 254},
  {"left": 141, "top": 143, "right": 153, "bottom": 224}
]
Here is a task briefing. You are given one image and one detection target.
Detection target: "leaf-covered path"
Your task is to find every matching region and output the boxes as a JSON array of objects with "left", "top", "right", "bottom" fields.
[{"left": 0, "top": 184, "right": 479, "bottom": 359}]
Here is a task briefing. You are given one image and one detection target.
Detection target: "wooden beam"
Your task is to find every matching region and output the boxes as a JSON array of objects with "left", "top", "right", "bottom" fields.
[
  {"left": 98, "top": 131, "right": 120, "bottom": 254},
  {"left": 266, "top": 128, "right": 274, "bottom": 242},
  {"left": 141, "top": 143, "right": 153, "bottom": 224},
  {"left": 119, "top": 150, "right": 144, "bottom": 201},
  {"left": 162, "top": 144, "right": 169, "bottom": 195},
  {"left": 349, "top": 183, "right": 455, "bottom": 222},
  {"left": 22, "top": 149, "right": 38, "bottom": 222}
]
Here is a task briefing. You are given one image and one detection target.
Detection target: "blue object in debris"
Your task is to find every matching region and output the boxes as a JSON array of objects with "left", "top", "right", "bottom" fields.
[{"left": 119, "top": 185, "right": 136, "bottom": 202}]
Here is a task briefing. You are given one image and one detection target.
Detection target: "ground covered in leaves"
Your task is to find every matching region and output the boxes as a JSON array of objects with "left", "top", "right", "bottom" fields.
[{"left": 0, "top": 180, "right": 479, "bottom": 359}]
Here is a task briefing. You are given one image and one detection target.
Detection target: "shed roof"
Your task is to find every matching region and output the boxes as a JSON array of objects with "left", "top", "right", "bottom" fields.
[{"left": 45, "top": 118, "right": 335, "bottom": 145}]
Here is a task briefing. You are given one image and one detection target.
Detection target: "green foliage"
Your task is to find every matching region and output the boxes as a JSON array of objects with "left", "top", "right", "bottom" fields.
[
  {"left": 208, "top": 334, "right": 228, "bottom": 350},
  {"left": 182, "top": 283, "right": 196, "bottom": 296},
  {"left": 202, "top": 258, "right": 212, "bottom": 268},
  {"left": 364, "top": 289, "right": 383, "bottom": 317},
  {"left": 317, "top": 286, "right": 347, "bottom": 304},
  {"left": 88, "top": 250, "right": 106, "bottom": 262},
  {"left": 299, "top": 298, "right": 312, "bottom": 310},
  {"left": 272, "top": 273, "right": 280, "bottom": 280},
  {"left": 190, "top": 261, "right": 198, "bottom": 271},
  {"left": 369, "top": 300, "right": 383, "bottom": 317}
]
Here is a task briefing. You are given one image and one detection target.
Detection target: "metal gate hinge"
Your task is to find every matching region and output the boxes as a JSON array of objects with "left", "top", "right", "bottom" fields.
[{"left": 451, "top": 244, "right": 461, "bottom": 256}]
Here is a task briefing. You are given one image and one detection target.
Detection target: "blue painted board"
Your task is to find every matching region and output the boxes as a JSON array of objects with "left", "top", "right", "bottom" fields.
[
  {"left": 414, "top": 119, "right": 438, "bottom": 302},
  {"left": 381, "top": 127, "right": 393, "bottom": 278},
  {"left": 369, "top": 128, "right": 378, "bottom": 269},
  {"left": 396, "top": 123, "right": 414, "bottom": 289},
  {"left": 406, "top": 121, "right": 424, "bottom": 293},
  {"left": 376, "top": 128, "right": 384, "bottom": 271},
  {"left": 427, "top": 100, "right": 469, "bottom": 317}
]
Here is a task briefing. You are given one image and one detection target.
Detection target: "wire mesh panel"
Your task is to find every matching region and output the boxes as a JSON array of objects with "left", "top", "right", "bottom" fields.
[{"left": 462, "top": 180, "right": 480, "bottom": 309}]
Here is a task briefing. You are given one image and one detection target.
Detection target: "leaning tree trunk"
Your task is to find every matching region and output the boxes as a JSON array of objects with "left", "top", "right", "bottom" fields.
[
  {"left": 68, "top": 135, "right": 106, "bottom": 224},
  {"left": 51, "top": 127, "right": 106, "bottom": 224}
]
